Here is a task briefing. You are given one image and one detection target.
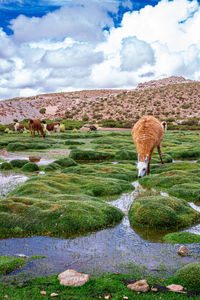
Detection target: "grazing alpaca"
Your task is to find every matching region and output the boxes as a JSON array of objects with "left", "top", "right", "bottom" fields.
[
  {"left": 89, "top": 125, "right": 97, "bottom": 131},
  {"left": 14, "top": 122, "right": 25, "bottom": 132},
  {"left": 132, "top": 116, "right": 164, "bottom": 178},
  {"left": 161, "top": 121, "right": 167, "bottom": 132},
  {"left": 28, "top": 119, "right": 45, "bottom": 138},
  {"left": 41, "top": 121, "right": 60, "bottom": 135}
]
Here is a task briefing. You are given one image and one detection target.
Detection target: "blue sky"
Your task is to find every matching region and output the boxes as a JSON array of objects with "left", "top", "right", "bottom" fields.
[
  {"left": 0, "top": 0, "right": 200, "bottom": 100},
  {"left": 0, "top": 0, "right": 161, "bottom": 34}
]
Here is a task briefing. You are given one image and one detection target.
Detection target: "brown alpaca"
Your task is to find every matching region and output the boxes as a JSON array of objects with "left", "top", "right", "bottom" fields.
[
  {"left": 28, "top": 119, "right": 45, "bottom": 138},
  {"left": 14, "top": 122, "right": 25, "bottom": 132},
  {"left": 41, "top": 121, "right": 60, "bottom": 135},
  {"left": 132, "top": 116, "right": 164, "bottom": 177}
]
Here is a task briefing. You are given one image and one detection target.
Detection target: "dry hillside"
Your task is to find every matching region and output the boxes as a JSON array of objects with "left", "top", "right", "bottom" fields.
[{"left": 0, "top": 76, "right": 200, "bottom": 125}]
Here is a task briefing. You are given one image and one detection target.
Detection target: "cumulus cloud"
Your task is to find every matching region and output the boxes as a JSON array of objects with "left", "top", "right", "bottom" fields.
[
  {"left": 120, "top": 36, "right": 155, "bottom": 71},
  {"left": 1, "top": 0, "right": 200, "bottom": 100},
  {"left": 9, "top": 1, "right": 118, "bottom": 43}
]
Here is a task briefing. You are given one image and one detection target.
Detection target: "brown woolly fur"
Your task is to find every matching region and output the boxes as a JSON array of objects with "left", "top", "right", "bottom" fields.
[
  {"left": 132, "top": 115, "right": 164, "bottom": 174},
  {"left": 28, "top": 119, "right": 45, "bottom": 138}
]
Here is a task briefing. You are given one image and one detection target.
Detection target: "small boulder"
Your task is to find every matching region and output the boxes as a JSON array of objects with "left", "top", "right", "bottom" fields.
[
  {"left": 58, "top": 269, "right": 89, "bottom": 287},
  {"left": 177, "top": 245, "right": 189, "bottom": 256},
  {"left": 127, "top": 280, "right": 150, "bottom": 292},
  {"left": 167, "top": 284, "right": 184, "bottom": 292}
]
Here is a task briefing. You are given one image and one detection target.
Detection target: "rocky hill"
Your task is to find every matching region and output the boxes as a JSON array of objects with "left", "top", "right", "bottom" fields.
[{"left": 0, "top": 76, "right": 199, "bottom": 125}]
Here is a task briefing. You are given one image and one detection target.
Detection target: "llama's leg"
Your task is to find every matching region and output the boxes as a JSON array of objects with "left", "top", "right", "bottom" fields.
[
  {"left": 146, "top": 152, "right": 151, "bottom": 175},
  {"left": 157, "top": 145, "right": 164, "bottom": 164}
]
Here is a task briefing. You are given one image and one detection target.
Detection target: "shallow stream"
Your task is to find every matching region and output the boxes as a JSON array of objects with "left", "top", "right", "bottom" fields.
[{"left": 0, "top": 180, "right": 200, "bottom": 280}]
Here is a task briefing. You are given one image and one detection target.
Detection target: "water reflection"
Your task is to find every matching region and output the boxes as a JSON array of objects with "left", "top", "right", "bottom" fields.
[
  {"left": 0, "top": 181, "right": 199, "bottom": 280},
  {"left": 0, "top": 172, "right": 28, "bottom": 200}
]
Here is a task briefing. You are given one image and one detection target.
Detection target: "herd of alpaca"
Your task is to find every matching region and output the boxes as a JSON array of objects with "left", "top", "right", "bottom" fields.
[{"left": 16, "top": 115, "right": 166, "bottom": 177}]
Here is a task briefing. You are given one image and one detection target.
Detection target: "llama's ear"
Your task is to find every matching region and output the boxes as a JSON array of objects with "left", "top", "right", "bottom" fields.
[
  {"left": 138, "top": 155, "right": 141, "bottom": 162},
  {"left": 145, "top": 155, "right": 148, "bottom": 164}
]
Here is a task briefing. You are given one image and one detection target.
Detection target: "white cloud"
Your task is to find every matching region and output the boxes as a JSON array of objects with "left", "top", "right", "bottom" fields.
[
  {"left": 120, "top": 36, "right": 155, "bottom": 71},
  {"left": 1, "top": 0, "right": 200, "bottom": 100},
  {"left": 9, "top": 1, "right": 118, "bottom": 43}
]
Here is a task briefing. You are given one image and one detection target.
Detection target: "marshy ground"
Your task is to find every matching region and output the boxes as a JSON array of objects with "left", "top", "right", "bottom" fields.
[{"left": 0, "top": 129, "right": 200, "bottom": 298}]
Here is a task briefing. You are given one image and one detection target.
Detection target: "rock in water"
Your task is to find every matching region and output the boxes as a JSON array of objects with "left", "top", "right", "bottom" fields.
[
  {"left": 58, "top": 269, "right": 89, "bottom": 287},
  {"left": 177, "top": 245, "right": 189, "bottom": 256},
  {"left": 127, "top": 280, "right": 150, "bottom": 292}
]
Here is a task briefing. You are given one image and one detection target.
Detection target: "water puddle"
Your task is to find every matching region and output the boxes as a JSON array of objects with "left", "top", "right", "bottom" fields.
[
  {"left": 0, "top": 153, "right": 54, "bottom": 166},
  {"left": 0, "top": 172, "right": 28, "bottom": 200},
  {"left": 0, "top": 180, "right": 199, "bottom": 280}
]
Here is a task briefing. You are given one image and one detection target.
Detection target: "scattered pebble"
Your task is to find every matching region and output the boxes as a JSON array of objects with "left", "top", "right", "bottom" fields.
[
  {"left": 177, "top": 245, "right": 189, "bottom": 256},
  {"left": 104, "top": 294, "right": 111, "bottom": 299},
  {"left": 50, "top": 293, "right": 58, "bottom": 297},
  {"left": 16, "top": 254, "right": 29, "bottom": 258},
  {"left": 40, "top": 291, "right": 46, "bottom": 295}
]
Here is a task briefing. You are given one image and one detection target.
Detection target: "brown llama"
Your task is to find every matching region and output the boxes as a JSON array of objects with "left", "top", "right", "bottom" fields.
[
  {"left": 132, "top": 116, "right": 164, "bottom": 177},
  {"left": 28, "top": 119, "right": 45, "bottom": 138}
]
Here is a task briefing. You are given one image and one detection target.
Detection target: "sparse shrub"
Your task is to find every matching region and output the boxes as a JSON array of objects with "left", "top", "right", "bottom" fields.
[
  {"left": 39, "top": 108, "right": 46, "bottom": 114},
  {"left": 82, "top": 114, "right": 89, "bottom": 122}
]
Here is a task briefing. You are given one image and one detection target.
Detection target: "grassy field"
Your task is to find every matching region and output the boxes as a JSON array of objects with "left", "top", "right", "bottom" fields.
[{"left": 0, "top": 129, "right": 200, "bottom": 296}]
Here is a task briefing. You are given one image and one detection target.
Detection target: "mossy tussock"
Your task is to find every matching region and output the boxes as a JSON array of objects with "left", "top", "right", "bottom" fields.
[
  {"left": 7, "top": 142, "right": 51, "bottom": 151},
  {"left": 174, "top": 263, "right": 200, "bottom": 291},
  {"left": 0, "top": 162, "right": 12, "bottom": 170},
  {"left": 10, "top": 159, "right": 29, "bottom": 168},
  {"left": 0, "top": 173, "right": 131, "bottom": 237},
  {"left": 70, "top": 149, "right": 114, "bottom": 161},
  {"left": 129, "top": 195, "right": 200, "bottom": 229},
  {"left": 20, "top": 162, "right": 39, "bottom": 172},
  {"left": 0, "top": 255, "right": 27, "bottom": 275},
  {"left": 169, "top": 183, "right": 200, "bottom": 204},
  {"left": 62, "top": 162, "right": 137, "bottom": 182},
  {"left": 163, "top": 231, "right": 200, "bottom": 243},
  {"left": 139, "top": 170, "right": 200, "bottom": 189}
]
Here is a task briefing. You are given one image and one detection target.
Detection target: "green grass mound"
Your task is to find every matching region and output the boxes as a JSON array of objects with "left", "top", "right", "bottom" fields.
[
  {"left": 7, "top": 142, "right": 29, "bottom": 151},
  {"left": 0, "top": 141, "right": 9, "bottom": 147},
  {"left": 0, "top": 173, "right": 127, "bottom": 237},
  {"left": 62, "top": 163, "right": 137, "bottom": 182},
  {"left": 53, "top": 157, "right": 77, "bottom": 168},
  {"left": 163, "top": 231, "right": 200, "bottom": 243},
  {"left": 0, "top": 255, "right": 27, "bottom": 275},
  {"left": 174, "top": 263, "right": 200, "bottom": 290},
  {"left": 151, "top": 153, "right": 173, "bottom": 164},
  {"left": 29, "top": 143, "right": 50, "bottom": 150},
  {"left": 60, "top": 133, "right": 101, "bottom": 139},
  {"left": 167, "top": 149, "right": 200, "bottom": 160},
  {"left": 139, "top": 170, "right": 200, "bottom": 189},
  {"left": 151, "top": 162, "right": 200, "bottom": 174},
  {"left": 169, "top": 183, "right": 200, "bottom": 203},
  {"left": 64, "top": 140, "right": 85, "bottom": 145},
  {"left": 115, "top": 150, "right": 137, "bottom": 160},
  {"left": 7, "top": 142, "right": 51, "bottom": 151},
  {"left": 70, "top": 149, "right": 114, "bottom": 161},
  {"left": 10, "top": 159, "right": 29, "bottom": 168},
  {"left": 44, "top": 162, "right": 60, "bottom": 172},
  {"left": 91, "top": 138, "right": 118, "bottom": 144},
  {"left": 129, "top": 195, "right": 200, "bottom": 229},
  {"left": 20, "top": 162, "right": 39, "bottom": 172},
  {"left": 0, "top": 162, "right": 12, "bottom": 170}
]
